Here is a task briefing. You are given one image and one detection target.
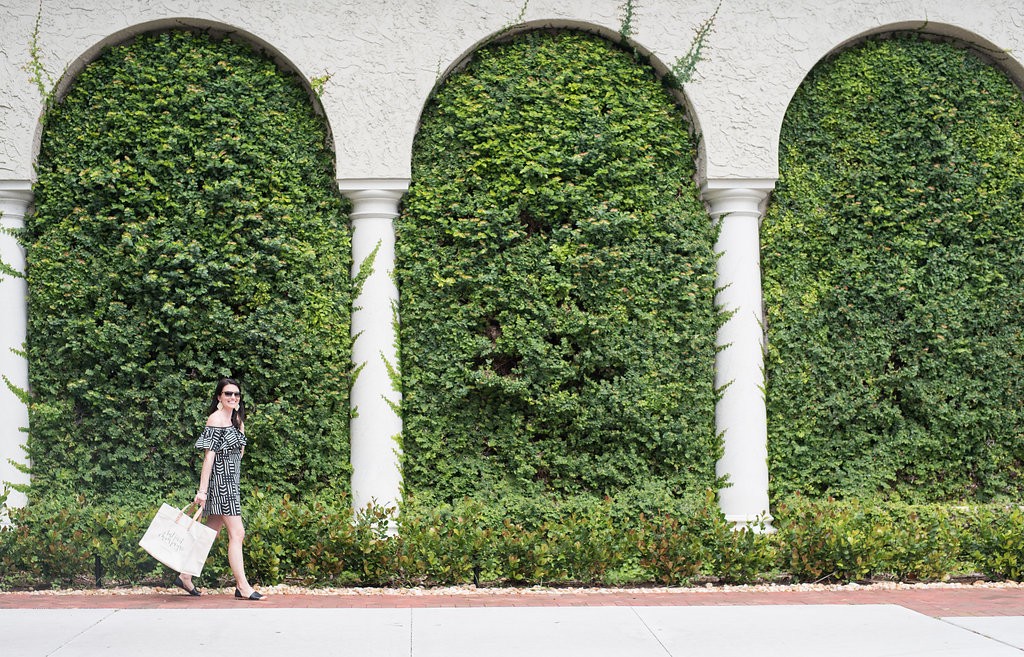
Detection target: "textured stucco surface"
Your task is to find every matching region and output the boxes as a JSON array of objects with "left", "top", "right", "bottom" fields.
[{"left": 0, "top": 0, "right": 1022, "bottom": 184}]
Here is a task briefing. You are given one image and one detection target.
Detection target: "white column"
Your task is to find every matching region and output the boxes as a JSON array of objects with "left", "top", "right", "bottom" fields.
[
  {"left": 0, "top": 180, "right": 33, "bottom": 509},
  {"left": 338, "top": 179, "right": 408, "bottom": 516},
  {"left": 702, "top": 179, "right": 775, "bottom": 530}
]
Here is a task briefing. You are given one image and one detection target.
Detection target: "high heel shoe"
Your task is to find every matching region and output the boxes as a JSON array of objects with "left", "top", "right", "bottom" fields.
[
  {"left": 172, "top": 575, "right": 201, "bottom": 597},
  {"left": 235, "top": 587, "right": 265, "bottom": 601}
]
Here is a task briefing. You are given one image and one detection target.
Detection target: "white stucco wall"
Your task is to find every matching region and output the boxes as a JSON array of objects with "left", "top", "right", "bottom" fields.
[
  {"left": 1, "top": 0, "right": 1022, "bottom": 518},
  {"left": 1, "top": 0, "right": 1021, "bottom": 185}
]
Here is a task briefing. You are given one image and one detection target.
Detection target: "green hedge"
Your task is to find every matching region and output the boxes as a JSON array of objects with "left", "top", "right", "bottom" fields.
[
  {"left": 397, "top": 31, "right": 721, "bottom": 501},
  {"left": 763, "top": 35, "right": 1024, "bottom": 502},
  {"left": 5, "top": 492, "right": 1022, "bottom": 589},
  {"left": 26, "top": 30, "right": 352, "bottom": 500}
]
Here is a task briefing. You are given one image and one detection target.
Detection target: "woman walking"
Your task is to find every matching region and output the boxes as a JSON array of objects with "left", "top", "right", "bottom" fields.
[{"left": 174, "top": 377, "right": 264, "bottom": 600}]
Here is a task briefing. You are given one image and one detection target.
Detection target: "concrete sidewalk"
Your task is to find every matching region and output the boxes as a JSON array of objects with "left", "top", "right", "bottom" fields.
[
  {"left": 4, "top": 586, "right": 1024, "bottom": 656},
  {"left": 3, "top": 603, "right": 1023, "bottom": 656}
]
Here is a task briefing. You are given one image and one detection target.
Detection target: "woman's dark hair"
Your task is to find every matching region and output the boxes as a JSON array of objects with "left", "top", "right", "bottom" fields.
[{"left": 207, "top": 377, "right": 246, "bottom": 430}]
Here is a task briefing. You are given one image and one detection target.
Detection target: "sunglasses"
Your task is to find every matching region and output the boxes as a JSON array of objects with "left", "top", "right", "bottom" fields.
[{"left": 222, "top": 391, "right": 242, "bottom": 398}]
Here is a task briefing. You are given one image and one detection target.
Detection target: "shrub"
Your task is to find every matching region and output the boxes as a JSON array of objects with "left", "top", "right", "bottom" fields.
[
  {"left": 876, "top": 504, "right": 960, "bottom": 581},
  {"left": 633, "top": 513, "right": 707, "bottom": 585},
  {"left": 967, "top": 506, "right": 1024, "bottom": 581},
  {"left": 712, "top": 521, "right": 779, "bottom": 585},
  {"left": 0, "top": 494, "right": 163, "bottom": 588},
  {"left": 777, "top": 496, "right": 891, "bottom": 582},
  {"left": 546, "top": 505, "right": 627, "bottom": 585},
  {"left": 0, "top": 492, "right": 1010, "bottom": 590},
  {"left": 395, "top": 498, "right": 492, "bottom": 586},
  {"left": 776, "top": 495, "right": 960, "bottom": 582}
]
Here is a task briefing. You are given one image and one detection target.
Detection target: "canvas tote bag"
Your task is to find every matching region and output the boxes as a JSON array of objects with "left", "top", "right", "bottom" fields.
[{"left": 139, "top": 503, "right": 218, "bottom": 576}]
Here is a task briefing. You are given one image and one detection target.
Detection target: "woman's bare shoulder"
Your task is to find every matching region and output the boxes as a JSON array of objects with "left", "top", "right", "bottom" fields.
[{"left": 206, "top": 412, "right": 230, "bottom": 428}]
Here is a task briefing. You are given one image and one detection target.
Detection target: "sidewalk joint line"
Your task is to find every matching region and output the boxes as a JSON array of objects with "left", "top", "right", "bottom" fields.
[
  {"left": 45, "top": 608, "right": 119, "bottom": 657},
  {"left": 937, "top": 617, "right": 1024, "bottom": 654},
  {"left": 631, "top": 606, "right": 674, "bottom": 657}
]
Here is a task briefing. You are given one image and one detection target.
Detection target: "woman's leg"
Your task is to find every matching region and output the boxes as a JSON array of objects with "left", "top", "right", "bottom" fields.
[
  {"left": 205, "top": 514, "right": 226, "bottom": 533},
  {"left": 221, "top": 515, "right": 255, "bottom": 595}
]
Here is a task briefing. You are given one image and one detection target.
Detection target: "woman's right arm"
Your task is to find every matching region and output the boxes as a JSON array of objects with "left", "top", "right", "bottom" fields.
[{"left": 194, "top": 450, "right": 216, "bottom": 507}]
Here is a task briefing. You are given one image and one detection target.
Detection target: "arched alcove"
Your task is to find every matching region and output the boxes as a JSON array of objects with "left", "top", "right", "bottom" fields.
[
  {"left": 27, "top": 28, "right": 352, "bottom": 500},
  {"left": 424, "top": 19, "right": 708, "bottom": 182},
  {"left": 32, "top": 18, "right": 334, "bottom": 178},
  {"left": 397, "top": 28, "right": 720, "bottom": 503},
  {"left": 763, "top": 32, "right": 1024, "bottom": 502},
  {"left": 766, "top": 23, "right": 1024, "bottom": 164}
]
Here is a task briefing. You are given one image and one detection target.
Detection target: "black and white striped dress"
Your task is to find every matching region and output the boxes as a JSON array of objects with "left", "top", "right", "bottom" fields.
[{"left": 195, "top": 425, "right": 247, "bottom": 516}]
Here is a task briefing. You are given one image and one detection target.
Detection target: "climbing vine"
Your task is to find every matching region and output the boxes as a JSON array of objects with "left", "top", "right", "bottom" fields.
[
  {"left": 27, "top": 30, "right": 352, "bottom": 501},
  {"left": 763, "top": 35, "right": 1024, "bottom": 502},
  {"left": 397, "top": 31, "right": 722, "bottom": 502}
]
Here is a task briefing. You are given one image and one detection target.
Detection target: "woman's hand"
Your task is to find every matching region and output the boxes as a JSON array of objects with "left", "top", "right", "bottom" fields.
[{"left": 194, "top": 490, "right": 207, "bottom": 507}]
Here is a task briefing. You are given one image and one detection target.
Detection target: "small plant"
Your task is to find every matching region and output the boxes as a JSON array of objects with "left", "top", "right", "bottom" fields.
[
  {"left": 618, "top": 0, "right": 637, "bottom": 41},
  {"left": 633, "top": 513, "right": 706, "bottom": 585},
  {"left": 713, "top": 520, "right": 779, "bottom": 584},
  {"left": 309, "top": 72, "right": 333, "bottom": 97},
  {"left": 25, "top": 1, "right": 56, "bottom": 101},
  {"left": 395, "top": 498, "right": 492, "bottom": 585},
  {"left": 877, "top": 505, "right": 959, "bottom": 581},
  {"left": 666, "top": 3, "right": 720, "bottom": 88}
]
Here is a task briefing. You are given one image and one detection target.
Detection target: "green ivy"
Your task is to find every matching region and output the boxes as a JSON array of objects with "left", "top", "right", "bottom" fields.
[
  {"left": 397, "top": 31, "right": 722, "bottom": 501},
  {"left": 764, "top": 35, "right": 1024, "bottom": 502},
  {"left": 27, "top": 31, "right": 352, "bottom": 500}
]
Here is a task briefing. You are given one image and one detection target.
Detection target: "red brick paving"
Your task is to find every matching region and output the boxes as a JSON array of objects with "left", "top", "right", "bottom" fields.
[{"left": 1, "top": 586, "right": 1022, "bottom": 617}]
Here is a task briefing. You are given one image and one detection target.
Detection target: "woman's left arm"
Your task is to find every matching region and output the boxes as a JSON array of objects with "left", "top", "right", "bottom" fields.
[{"left": 194, "top": 450, "right": 216, "bottom": 507}]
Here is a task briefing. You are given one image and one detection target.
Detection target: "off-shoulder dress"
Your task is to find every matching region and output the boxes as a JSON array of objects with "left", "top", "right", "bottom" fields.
[{"left": 194, "top": 425, "right": 247, "bottom": 516}]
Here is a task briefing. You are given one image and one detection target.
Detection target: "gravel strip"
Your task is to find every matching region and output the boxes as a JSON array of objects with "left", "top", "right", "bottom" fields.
[{"left": 4, "top": 580, "right": 1022, "bottom": 597}]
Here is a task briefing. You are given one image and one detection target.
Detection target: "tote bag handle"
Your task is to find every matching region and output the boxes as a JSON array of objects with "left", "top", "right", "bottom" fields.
[{"left": 175, "top": 503, "right": 205, "bottom": 526}]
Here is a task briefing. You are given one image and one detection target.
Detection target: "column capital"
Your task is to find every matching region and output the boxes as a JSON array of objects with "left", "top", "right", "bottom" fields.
[
  {"left": 0, "top": 179, "right": 34, "bottom": 225},
  {"left": 336, "top": 177, "right": 411, "bottom": 193},
  {"left": 338, "top": 180, "right": 409, "bottom": 222},
  {"left": 700, "top": 178, "right": 775, "bottom": 219}
]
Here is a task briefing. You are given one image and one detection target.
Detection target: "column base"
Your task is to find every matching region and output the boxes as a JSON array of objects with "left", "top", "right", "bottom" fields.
[{"left": 723, "top": 512, "right": 776, "bottom": 533}]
